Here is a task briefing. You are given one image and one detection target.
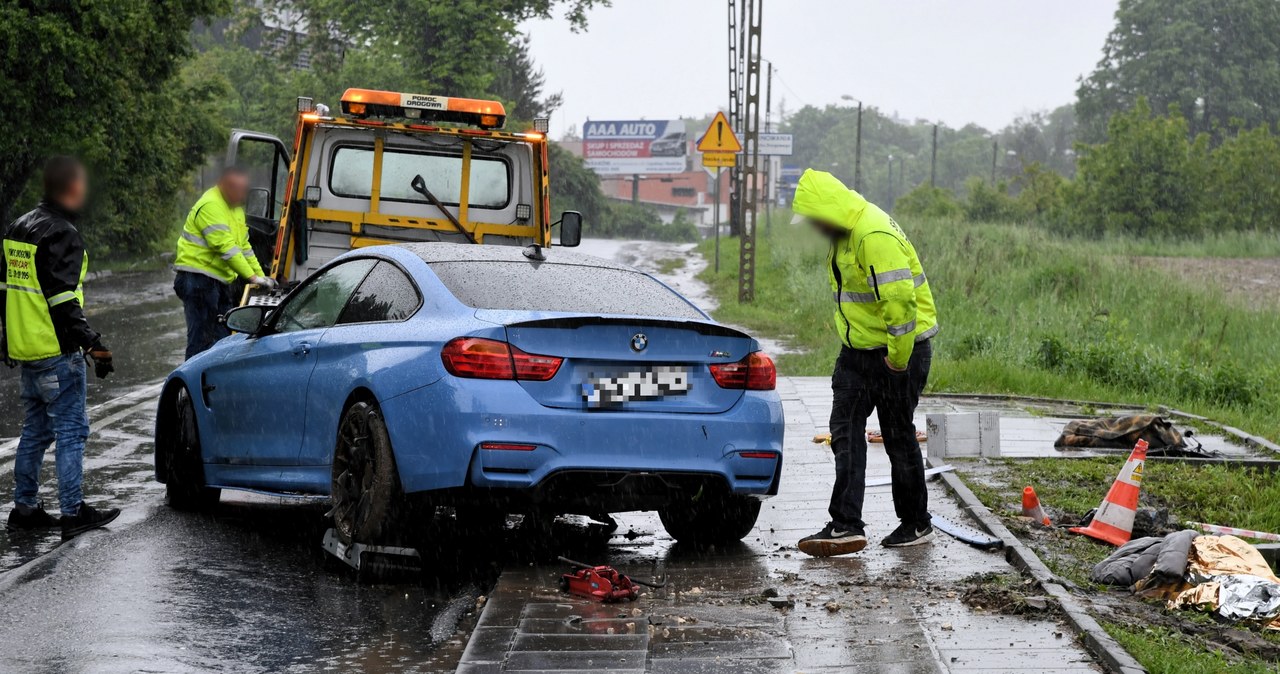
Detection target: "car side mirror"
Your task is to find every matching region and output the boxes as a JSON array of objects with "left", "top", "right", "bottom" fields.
[
  {"left": 222, "top": 305, "right": 268, "bottom": 335},
  {"left": 557, "top": 211, "right": 582, "bottom": 248},
  {"left": 246, "top": 188, "right": 271, "bottom": 219}
]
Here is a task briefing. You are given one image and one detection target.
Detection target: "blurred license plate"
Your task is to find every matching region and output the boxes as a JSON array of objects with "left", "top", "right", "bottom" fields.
[{"left": 583, "top": 366, "right": 689, "bottom": 407}]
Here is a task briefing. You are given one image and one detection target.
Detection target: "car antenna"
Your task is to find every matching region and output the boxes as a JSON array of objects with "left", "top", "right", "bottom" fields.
[
  {"left": 409, "top": 174, "right": 477, "bottom": 244},
  {"left": 523, "top": 243, "right": 546, "bottom": 261}
]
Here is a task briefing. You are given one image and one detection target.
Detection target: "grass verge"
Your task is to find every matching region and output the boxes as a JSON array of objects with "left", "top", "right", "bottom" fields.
[
  {"left": 958, "top": 458, "right": 1280, "bottom": 672},
  {"left": 696, "top": 214, "right": 1280, "bottom": 443}
]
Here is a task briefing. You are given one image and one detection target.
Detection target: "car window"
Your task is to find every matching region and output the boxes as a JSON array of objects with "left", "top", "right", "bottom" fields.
[
  {"left": 428, "top": 261, "right": 704, "bottom": 319},
  {"left": 330, "top": 146, "right": 510, "bottom": 208},
  {"left": 275, "top": 258, "right": 376, "bottom": 333},
  {"left": 338, "top": 261, "right": 422, "bottom": 324}
]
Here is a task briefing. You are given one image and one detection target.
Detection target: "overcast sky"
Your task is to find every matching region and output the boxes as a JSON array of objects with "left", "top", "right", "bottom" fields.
[{"left": 525, "top": 0, "right": 1119, "bottom": 138}]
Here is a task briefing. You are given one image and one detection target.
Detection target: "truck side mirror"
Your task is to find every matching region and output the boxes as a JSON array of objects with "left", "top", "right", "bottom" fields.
[
  {"left": 558, "top": 211, "right": 582, "bottom": 248},
  {"left": 246, "top": 188, "right": 271, "bottom": 219}
]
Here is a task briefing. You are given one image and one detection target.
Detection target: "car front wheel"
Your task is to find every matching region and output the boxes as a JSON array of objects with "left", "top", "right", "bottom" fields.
[
  {"left": 331, "top": 400, "right": 400, "bottom": 544},
  {"left": 659, "top": 493, "right": 761, "bottom": 545},
  {"left": 162, "top": 386, "right": 220, "bottom": 511}
]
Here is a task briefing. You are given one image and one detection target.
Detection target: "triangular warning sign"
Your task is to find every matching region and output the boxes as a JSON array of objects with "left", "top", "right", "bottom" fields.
[{"left": 696, "top": 112, "right": 742, "bottom": 153}]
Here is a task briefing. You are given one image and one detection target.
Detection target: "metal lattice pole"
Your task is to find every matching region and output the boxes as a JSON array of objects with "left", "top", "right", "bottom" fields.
[
  {"left": 737, "top": 0, "right": 762, "bottom": 302},
  {"left": 727, "top": 0, "right": 741, "bottom": 237}
]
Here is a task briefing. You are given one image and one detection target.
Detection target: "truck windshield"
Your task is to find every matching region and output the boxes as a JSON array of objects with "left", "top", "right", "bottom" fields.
[{"left": 330, "top": 146, "right": 510, "bottom": 208}]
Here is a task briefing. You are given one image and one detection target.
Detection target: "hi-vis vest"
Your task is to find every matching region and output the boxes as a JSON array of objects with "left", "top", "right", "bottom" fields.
[
  {"left": 790, "top": 169, "right": 939, "bottom": 368},
  {"left": 4, "top": 239, "right": 87, "bottom": 361},
  {"left": 173, "top": 187, "right": 261, "bottom": 284}
]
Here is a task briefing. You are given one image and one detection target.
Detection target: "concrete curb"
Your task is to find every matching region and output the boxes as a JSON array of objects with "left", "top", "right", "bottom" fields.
[{"left": 929, "top": 458, "right": 1148, "bottom": 674}]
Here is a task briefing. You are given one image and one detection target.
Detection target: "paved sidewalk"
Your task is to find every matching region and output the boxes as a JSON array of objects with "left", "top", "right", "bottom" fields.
[{"left": 458, "top": 377, "right": 1102, "bottom": 673}]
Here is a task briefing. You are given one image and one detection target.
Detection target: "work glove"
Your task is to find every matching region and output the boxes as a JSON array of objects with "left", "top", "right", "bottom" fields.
[
  {"left": 86, "top": 341, "right": 114, "bottom": 379},
  {"left": 250, "top": 275, "right": 278, "bottom": 292}
]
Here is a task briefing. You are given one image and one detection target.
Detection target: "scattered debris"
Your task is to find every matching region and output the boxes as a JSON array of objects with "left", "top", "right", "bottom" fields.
[
  {"left": 824, "top": 601, "right": 841, "bottom": 613},
  {"left": 767, "top": 597, "right": 795, "bottom": 610},
  {"left": 1187, "top": 522, "right": 1280, "bottom": 543},
  {"left": 931, "top": 513, "right": 1004, "bottom": 550}
]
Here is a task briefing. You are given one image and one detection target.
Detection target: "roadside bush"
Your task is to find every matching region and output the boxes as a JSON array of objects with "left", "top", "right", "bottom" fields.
[
  {"left": 1064, "top": 98, "right": 1209, "bottom": 238},
  {"left": 1013, "top": 162, "right": 1065, "bottom": 220},
  {"left": 594, "top": 202, "right": 698, "bottom": 242},
  {"left": 1206, "top": 124, "right": 1280, "bottom": 232},
  {"left": 893, "top": 184, "right": 962, "bottom": 219},
  {"left": 963, "top": 177, "right": 1025, "bottom": 222}
]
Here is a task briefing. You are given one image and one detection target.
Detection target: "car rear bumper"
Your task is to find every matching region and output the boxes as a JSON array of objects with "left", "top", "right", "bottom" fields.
[{"left": 380, "top": 378, "right": 784, "bottom": 501}]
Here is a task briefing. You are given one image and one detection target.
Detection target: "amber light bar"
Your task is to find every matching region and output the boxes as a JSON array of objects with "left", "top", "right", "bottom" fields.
[{"left": 339, "top": 88, "right": 507, "bottom": 129}]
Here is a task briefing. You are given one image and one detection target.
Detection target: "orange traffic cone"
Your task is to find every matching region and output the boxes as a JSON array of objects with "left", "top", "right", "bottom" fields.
[
  {"left": 1070, "top": 439, "right": 1148, "bottom": 546},
  {"left": 1022, "top": 486, "right": 1052, "bottom": 526}
]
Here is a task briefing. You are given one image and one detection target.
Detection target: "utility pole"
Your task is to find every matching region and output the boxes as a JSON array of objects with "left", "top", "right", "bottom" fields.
[
  {"left": 764, "top": 61, "right": 773, "bottom": 232},
  {"left": 930, "top": 124, "right": 938, "bottom": 188},
  {"left": 854, "top": 102, "right": 863, "bottom": 192},
  {"left": 632, "top": 174, "right": 639, "bottom": 204},
  {"left": 727, "top": 0, "right": 741, "bottom": 236},
  {"left": 991, "top": 139, "right": 998, "bottom": 185},
  {"left": 886, "top": 155, "right": 894, "bottom": 207},
  {"left": 714, "top": 168, "right": 722, "bottom": 272},
  {"left": 736, "top": 0, "right": 763, "bottom": 302}
]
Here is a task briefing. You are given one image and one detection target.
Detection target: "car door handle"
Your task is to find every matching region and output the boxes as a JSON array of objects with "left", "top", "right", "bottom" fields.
[{"left": 292, "top": 342, "right": 312, "bottom": 356}]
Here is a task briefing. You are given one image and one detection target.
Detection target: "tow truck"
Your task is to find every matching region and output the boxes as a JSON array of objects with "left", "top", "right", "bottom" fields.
[{"left": 227, "top": 88, "right": 582, "bottom": 305}]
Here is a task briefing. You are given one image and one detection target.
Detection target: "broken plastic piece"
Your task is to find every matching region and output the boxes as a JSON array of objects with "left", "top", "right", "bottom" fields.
[{"left": 931, "top": 513, "right": 1004, "bottom": 550}]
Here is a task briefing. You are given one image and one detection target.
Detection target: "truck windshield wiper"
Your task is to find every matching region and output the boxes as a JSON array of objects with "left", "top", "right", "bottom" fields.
[{"left": 409, "top": 174, "right": 477, "bottom": 244}]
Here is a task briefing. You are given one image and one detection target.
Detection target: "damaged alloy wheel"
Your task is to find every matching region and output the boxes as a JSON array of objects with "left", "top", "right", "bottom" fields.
[{"left": 331, "top": 400, "right": 399, "bottom": 544}]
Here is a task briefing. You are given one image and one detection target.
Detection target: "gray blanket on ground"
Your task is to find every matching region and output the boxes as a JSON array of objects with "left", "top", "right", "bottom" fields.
[{"left": 1090, "top": 529, "right": 1199, "bottom": 587}]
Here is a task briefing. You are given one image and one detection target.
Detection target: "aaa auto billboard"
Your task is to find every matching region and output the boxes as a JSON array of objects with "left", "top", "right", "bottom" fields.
[{"left": 583, "top": 119, "right": 687, "bottom": 175}]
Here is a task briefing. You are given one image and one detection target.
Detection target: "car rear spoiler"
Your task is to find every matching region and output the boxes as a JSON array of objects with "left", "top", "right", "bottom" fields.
[{"left": 500, "top": 315, "right": 752, "bottom": 340}]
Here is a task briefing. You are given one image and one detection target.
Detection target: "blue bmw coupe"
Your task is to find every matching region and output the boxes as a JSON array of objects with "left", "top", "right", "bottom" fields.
[{"left": 154, "top": 243, "right": 783, "bottom": 545}]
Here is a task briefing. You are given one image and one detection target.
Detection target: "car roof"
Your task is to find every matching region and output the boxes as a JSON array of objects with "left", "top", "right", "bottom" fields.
[{"left": 395, "top": 242, "right": 636, "bottom": 271}]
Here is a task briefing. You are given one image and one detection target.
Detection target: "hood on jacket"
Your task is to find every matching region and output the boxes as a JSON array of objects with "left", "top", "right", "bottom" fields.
[{"left": 789, "top": 169, "right": 866, "bottom": 231}]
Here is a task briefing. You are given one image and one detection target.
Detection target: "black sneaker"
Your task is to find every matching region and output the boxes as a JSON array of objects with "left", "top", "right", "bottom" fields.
[
  {"left": 60, "top": 502, "right": 121, "bottom": 538},
  {"left": 881, "top": 521, "right": 935, "bottom": 548},
  {"left": 7, "top": 504, "right": 60, "bottom": 531},
  {"left": 798, "top": 522, "right": 868, "bottom": 557}
]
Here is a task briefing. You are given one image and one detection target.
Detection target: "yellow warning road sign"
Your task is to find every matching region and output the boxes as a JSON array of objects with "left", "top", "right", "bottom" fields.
[
  {"left": 696, "top": 112, "right": 742, "bottom": 153},
  {"left": 702, "top": 152, "right": 737, "bottom": 168}
]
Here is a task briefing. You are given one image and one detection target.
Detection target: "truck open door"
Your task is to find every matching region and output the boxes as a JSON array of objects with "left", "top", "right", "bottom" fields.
[{"left": 227, "top": 130, "right": 292, "bottom": 264}]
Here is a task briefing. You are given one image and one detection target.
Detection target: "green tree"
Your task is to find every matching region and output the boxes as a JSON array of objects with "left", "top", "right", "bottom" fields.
[
  {"left": 0, "top": 0, "right": 229, "bottom": 256},
  {"left": 1076, "top": 0, "right": 1280, "bottom": 142},
  {"left": 1013, "top": 162, "right": 1066, "bottom": 220},
  {"left": 1067, "top": 98, "right": 1209, "bottom": 236},
  {"left": 548, "top": 143, "right": 608, "bottom": 231}
]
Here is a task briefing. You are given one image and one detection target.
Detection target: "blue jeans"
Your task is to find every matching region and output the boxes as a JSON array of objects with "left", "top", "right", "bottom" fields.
[
  {"left": 15, "top": 354, "right": 89, "bottom": 515},
  {"left": 174, "top": 271, "right": 236, "bottom": 360}
]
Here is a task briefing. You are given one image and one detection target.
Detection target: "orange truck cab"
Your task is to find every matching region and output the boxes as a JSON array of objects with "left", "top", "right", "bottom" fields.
[{"left": 228, "top": 88, "right": 582, "bottom": 305}]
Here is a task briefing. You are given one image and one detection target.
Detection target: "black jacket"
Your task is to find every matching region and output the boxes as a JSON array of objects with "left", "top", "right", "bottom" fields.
[{"left": 1, "top": 201, "right": 100, "bottom": 355}]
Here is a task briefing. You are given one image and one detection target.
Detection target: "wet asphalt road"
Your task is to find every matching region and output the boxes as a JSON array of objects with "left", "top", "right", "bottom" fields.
[
  {"left": 0, "top": 269, "right": 507, "bottom": 673},
  {"left": 0, "top": 248, "right": 710, "bottom": 673}
]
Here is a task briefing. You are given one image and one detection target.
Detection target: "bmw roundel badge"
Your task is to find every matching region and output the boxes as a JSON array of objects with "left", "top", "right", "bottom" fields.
[{"left": 630, "top": 333, "right": 648, "bottom": 352}]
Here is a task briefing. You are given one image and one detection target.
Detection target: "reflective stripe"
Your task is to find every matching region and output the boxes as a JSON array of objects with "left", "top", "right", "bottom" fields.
[
  {"left": 201, "top": 223, "right": 230, "bottom": 235},
  {"left": 915, "top": 324, "right": 939, "bottom": 342},
  {"left": 220, "top": 247, "right": 242, "bottom": 260},
  {"left": 868, "top": 268, "right": 913, "bottom": 286},
  {"left": 46, "top": 290, "right": 77, "bottom": 307},
  {"left": 180, "top": 231, "right": 207, "bottom": 247},
  {"left": 244, "top": 249, "right": 258, "bottom": 258},
  {"left": 834, "top": 290, "right": 877, "bottom": 303},
  {"left": 886, "top": 319, "right": 916, "bottom": 337},
  {"left": 914, "top": 272, "right": 927, "bottom": 287},
  {"left": 3, "top": 284, "right": 41, "bottom": 295}
]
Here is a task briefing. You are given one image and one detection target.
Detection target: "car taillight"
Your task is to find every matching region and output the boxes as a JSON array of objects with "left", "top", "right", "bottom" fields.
[
  {"left": 441, "top": 337, "right": 562, "bottom": 381},
  {"left": 709, "top": 351, "right": 776, "bottom": 390}
]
